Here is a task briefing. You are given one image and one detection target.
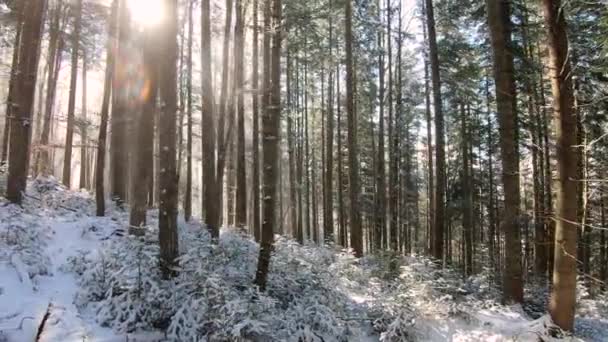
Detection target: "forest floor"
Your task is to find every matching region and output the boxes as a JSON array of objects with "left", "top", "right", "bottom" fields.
[{"left": 0, "top": 178, "right": 607, "bottom": 341}]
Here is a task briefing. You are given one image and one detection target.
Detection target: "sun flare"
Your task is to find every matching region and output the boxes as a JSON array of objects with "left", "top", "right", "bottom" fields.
[{"left": 127, "top": 0, "right": 166, "bottom": 28}]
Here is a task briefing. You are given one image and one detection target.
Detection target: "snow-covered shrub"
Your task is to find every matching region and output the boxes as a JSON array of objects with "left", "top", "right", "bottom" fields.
[
  {"left": 0, "top": 201, "right": 52, "bottom": 285},
  {"left": 71, "top": 224, "right": 361, "bottom": 341}
]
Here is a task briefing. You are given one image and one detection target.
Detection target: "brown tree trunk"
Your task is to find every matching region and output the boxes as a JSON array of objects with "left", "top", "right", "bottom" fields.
[
  {"left": 184, "top": 0, "right": 193, "bottom": 222},
  {"left": 486, "top": 0, "right": 523, "bottom": 303},
  {"left": 63, "top": 0, "right": 82, "bottom": 188},
  {"left": 374, "top": 0, "right": 386, "bottom": 252},
  {"left": 543, "top": 0, "right": 578, "bottom": 330},
  {"left": 128, "top": 27, "right": 159, "bottom": 234},
  {"left": 254, "top": 0, "right": 281, "bottom": 290},
  {"left": 79, "top": 50, "right": 88, "bottom": 189},
  {"left": 95, "top": 0, "right": 117, "bottom": 216},
  {"left": 110, "top": 0, "right": 130, "bottom": 205},
  {"left": 424, "top": 0, "right": 445, "bottom": 262},
  {"left": 158, "top": 0, "right": 179, "bottom": 278},
  {"left": 2, "top": 3, "right": 23, "bottom": 166},
  {"left": 251, "top": 0, "right": 261, "bottom": 241},
  {"left": 421, "top": 0, "right": 434, "bottom": 254},
  {"left": 461, "top": 102, "right": 473, "bottom": 276},
  {"left": 323, "top": 1, "right": 335, "bottom": 244},
  {"left": 201, "top": 0, "right": 218, "bottom": 236},
  {"left": 37, "top": 0, "right": 63, "bottom": 177},
  {"left": 6, "top": 0, "right": 45, "bottom": 204},
  {"left": 235, "top": 0, "right": 247, "bottom": 229},
  {"left": 345, "top": 0, "right": 362, "bottom": 257}
]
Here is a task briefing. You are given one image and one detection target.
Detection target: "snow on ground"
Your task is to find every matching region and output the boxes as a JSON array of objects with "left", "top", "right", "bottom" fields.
[{"left": 0, "top": 177, "right": 607, "bottom": 341}]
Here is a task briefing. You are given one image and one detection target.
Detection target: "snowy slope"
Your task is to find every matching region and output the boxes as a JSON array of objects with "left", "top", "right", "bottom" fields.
[{"left": 1, "top": 178, "right": 607, "bottom": 341}]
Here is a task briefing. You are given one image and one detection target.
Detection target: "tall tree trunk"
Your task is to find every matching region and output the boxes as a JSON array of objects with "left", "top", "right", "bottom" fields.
[
  {"left": 375, "top": 0, "right": 386, "bottom": 252},
  {"left": 95, "top": 0, "right": 117, "bottom": 216},
  {"left": 424, "top": 0, "right": 445, "bottom": 262},
  {"left": 254, "top": 0, "right": 281, "bottom": 290},
  {"left": 215, "top": 0, "right": 234, "bottom": 207},
  {"left": 6, "top": 0, "right": 45, "bottom": 204},
  {"left": 600, "top": 194, "right": 607, "bottom": 291},
  {"left": 251, "top": 0, "right": 261, "bottom": 241},
  {"left": 110, "top": 0, "right": 130, "bottom": 205},
  {"left": 344, "top": 0, "right": 362, "bottom": 257},
  {"left": 1, "top": 2, "right": 23, "bottom": 165},
  {"left": 128, "top": 27, "right": 159, "bottom": 234},
  {"left": 486, "top": 0, "right": 523, "bottom": 303},
  {"left": 158, "top": 0, "right": 179, "bottom": 278},
  {"left": 37, "top": 0, "right": 63, "bottom": 176},
  {"left": 63, "top": 0, "right": 82, "bottom": 187},
  {"left": 323, "top": 1, "right": 335, "bottom": 244},
  {"left": 184, "top": 0, "right": 194, "bottom": 222},
  {"left": 461, "top": 102, "right": 473, "bottom": 276},
  {"left": 79, "top": 50, "right": 88, "bottom": 189},
  {"left": 235, "top": 0, "right": 247, "bottom": 229},
  {"left": 336, "top": 63, "right": 347, "bottom": 247},
  {"left": 421, "top": 0, "right": 434, "bottom": 254},
  {"left": 543, "top": 0, "right": 578, "bottom": 331},
  {"left": 201, "top": 0, "right": 218, "bottom": 236}
]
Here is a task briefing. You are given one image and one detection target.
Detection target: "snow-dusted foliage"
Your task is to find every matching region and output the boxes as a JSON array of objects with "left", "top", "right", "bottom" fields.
[
  {"left": 2, "top": 178, "right": 608, "bottom": 341},
  {"left": 69, "top": 224, "right": 362, "bottom": 341}
]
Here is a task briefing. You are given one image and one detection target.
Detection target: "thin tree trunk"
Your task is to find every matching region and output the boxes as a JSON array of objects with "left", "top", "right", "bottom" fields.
[
  {"left": 184, "top": 0, "right": 194, "bottom": 222},
  {"left": 251, "top": 0, "right": 261, "bottom": 241},
  {"left": 1, "top": 3, "right": 23, "bottom": 165},
  {"left": 38, "top": 0, "right": 63, "bottom": 176},
  {"left": 235, "top": 0, "right": 247, "bottom": 229},
  {"left": 95, "top": 0, "right": 117, "bottom": 216},
  {"left": 461, "top": 102, "right": 473, "bottom": 276},
  {"left": 201, "top": 0, "right": 218, "bottom": 236},
  {"left": 79, "top": 50, "right": 88, "bottom": 189},
  {"left": 63, "top": 0, "right": 82, "bottom": 187},
  {"left": 543, "top": 0, "right": 578, "bottom": 330},
  {"left": 374, "top": 0, "right": 386, "bottom": 252},
  {"left": 345, "top": 0, "right": 362, "bottom": 257}
]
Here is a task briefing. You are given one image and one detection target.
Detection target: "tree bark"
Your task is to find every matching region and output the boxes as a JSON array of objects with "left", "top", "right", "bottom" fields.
[
  {"left": 251, "top": 0, "right": 261, "bottom": 241},
  {"left": 95, "top": 0, "right": 117, "bottom": 216},
  {"left": 543, "top": 0, "right": 578, "bottom": 330},
  {"left": 235, "top": 0, "right": 247, "bottom": 229},
  {"left": 184, "top": 0, "right": 193, "bottom": 222},
  {"left": 110, "top": 0, "right": 130, "bottom": 205},
  {"left": 6, "top": 0, "right": 45, "bottom": 204},
  {"left": 1, "top": 2, "right": 23, "bottom": 166},
  {"left": 254, "top": 0, "right": 281, "bottom": 290},
  {"left": 79, "top": 49, "right": 88, "bottom": 189},
  {"left": 158, "top": 0, "right": 180, "bottom": 278},
  {"left": 344, "top": 0, "right": 362, "bottom": 257},
  {"left": 374, "top": 0, "right": 386, "bottom": 252},
  {"left": 128, "top": 27, "right": 159, "bottom": 234},
  {"left": 424, "top": 0, "right": 445, "bottom": 262},
  {"left": 486, "top": 0, "right": 523, "bottom": 303},
  {"left": 37, "top": 0, "right": 63, "bottom": 177},
  {"left": 62, "top": 0, "right": 82, "bottom": 187},
  {"left": 201, "top": 0, "right": 218, "bottom": 236}
]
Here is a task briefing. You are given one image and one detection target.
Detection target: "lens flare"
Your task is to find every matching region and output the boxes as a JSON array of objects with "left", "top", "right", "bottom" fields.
[{"left": 127, "top": 0, "right": 165, "bottom": 28}]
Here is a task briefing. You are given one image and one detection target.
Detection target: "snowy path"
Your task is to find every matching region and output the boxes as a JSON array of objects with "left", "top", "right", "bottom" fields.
[{"left": 0, "top": 204, "right": 122, "bottom": 342}]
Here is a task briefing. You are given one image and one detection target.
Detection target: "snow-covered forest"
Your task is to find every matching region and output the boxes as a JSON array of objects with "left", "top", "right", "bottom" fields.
[{"left": 0, "top": 0, "right": 607, "bottom": 340}]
